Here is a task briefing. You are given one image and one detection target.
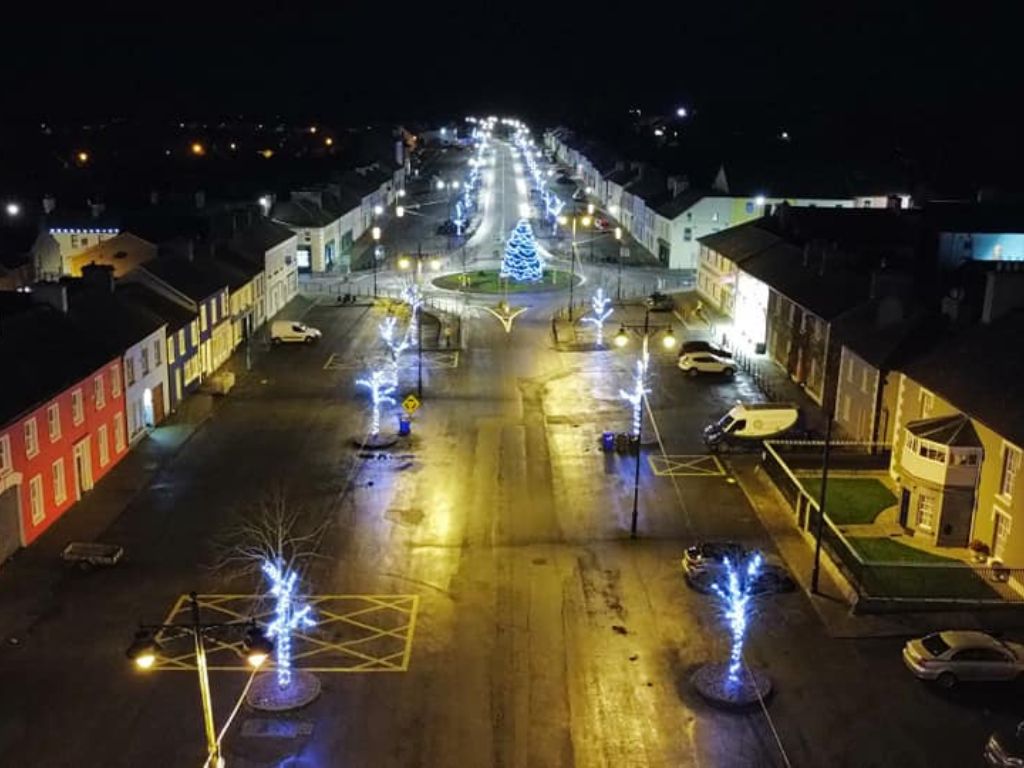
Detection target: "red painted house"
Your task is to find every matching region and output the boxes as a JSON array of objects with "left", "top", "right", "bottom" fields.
[{"left": 0, "top": 293, "right": 129, "bottom": 561}]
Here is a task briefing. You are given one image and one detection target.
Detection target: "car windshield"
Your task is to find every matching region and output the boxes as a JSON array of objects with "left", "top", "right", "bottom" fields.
[
  {"left": 921, "top": 634, "right": 951, "bottom": 657},
  {"left": 715, "top": 415, "right": 735, "bottom": 432}
]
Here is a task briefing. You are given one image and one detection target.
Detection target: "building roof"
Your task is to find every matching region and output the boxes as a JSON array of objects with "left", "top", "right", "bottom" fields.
[
  {"left": 142, "top": 255, "right": 228, "bottom": 302},
  {"left": 271, "top": 199, "right": 339, "bottom": 228},
  {"left": 0, "top": 304, "right": 117, "bottom": 426},
  {"left": 334, "top": 169, "right": 384, "bottom": 199},
  {"left": 604, "top": 167, "right": 636, "bottom": 185},
  {"left": 44, "top": 209, "right": 120, "bottom": 233},
  {"left": 901, "top": 310, "right": 1024, "bottom": 447},
  {"left": 831, "top": 300, "right": 945, "bottom": 370},
  {"left": 623, "top": 172, "right": 668, "bottom": 203},
  {"left": 66, "top": 286, "right": 167, "bottom": 355},
  {"left": 68, "top": 232, "right": 157, "bottom": 278},
  {"left": 905, "top": 415, "right": 982, "bottom": 448},
  {"left": 231, "top": 218, "right": 296, "bottom": 259},
  {"left": 652, "top": 190, "right": 711, "bottom": 220},
  {"left": 116, "top": 281, "right": 196, "bottom": 333}
]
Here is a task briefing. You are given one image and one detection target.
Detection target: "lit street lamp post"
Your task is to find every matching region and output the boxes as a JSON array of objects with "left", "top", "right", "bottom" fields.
[
  {"left": 126, "top": 592, "right": 273, "bottom": 768},
  {"left": 614, "top": 308, "right": 676, "bottom": 538},
  {"left": 398, "top": 246, "right": 442, "bottom": 399},
  {"left": 559, "top": 212, "right": 592, "bottom": 321},
  {"left": 371, "top": 226, "right": 382, "bottom": 297}
]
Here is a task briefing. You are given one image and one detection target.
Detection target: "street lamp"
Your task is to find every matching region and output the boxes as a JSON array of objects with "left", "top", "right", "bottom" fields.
[
  {"left": 5, "top": 202, "right": 20, "bottom": 217},
  {"left": 614, "top": 307, "right": 676, "bottom": 538},
  {"left": 126, "top": 592, "right": 273, "bottom": 768},
  {"left": 371, "top": 225, "right": 382, "bottom": 297},
  {"left": 562, "top": 213, "right": 592, "bottom": 321},
  {"left": 396, "top": 205, "right": 405, "bottom": 218},
  {"left": 373, "top": 204, "right": 384, "bottom": 217},
  {"left": 398, "top": 245, "right": 437, "bottom": 398}
]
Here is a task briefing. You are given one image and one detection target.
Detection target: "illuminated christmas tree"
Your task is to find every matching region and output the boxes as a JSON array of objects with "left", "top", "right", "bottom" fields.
[{"left": 500, "top": 219, "right": 542, "bottom": 282}]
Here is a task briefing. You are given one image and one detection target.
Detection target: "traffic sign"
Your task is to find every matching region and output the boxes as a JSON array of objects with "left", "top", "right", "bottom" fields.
[{"left": 402, "top": 394, "right": 421, "bottom": 415}]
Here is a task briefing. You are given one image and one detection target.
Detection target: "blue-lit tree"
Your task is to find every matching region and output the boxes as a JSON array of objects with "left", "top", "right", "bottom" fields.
[
  {"left": 262, "top": 558, "right": 316, "bottom": 690},
  {"left": 582, "top": 288, "right": 613, "bottom": 346},
  {"left": 356, "top": 369, "right": 397, "bottom": 436},
  {"left": 501, "top": 219, "right": 543, "bottom": 283},
  {"left": 379, "top": 315, "right": 409, "bottom": 362},
  {"left": 710, "top": 552, "right": 763, "bottom": 689},
  {"left": 619, "top": 357, "right": 649, "bottom": 438}
]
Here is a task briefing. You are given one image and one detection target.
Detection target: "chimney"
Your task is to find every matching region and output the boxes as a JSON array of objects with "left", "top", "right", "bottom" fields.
[
  {"left": 89, "top": 201, "right": 106, "bottom": 218},
  {"left": 667, "top": 175, "right": 689, "bottom": 198},
  {"left": 195, "top": 190, "right": 206, "bottom": 209},
  {"left": 42, "top": 195, "right": 56, "bottom": 214},
  {"left": 150, "top": 189, "right": 160, "bottom": 206},
  {"left": 81, "top": 263, "right": 116, "bottom": 294},
  {"left": 32, "top": 282, "right": 69, "bottom": 314}
]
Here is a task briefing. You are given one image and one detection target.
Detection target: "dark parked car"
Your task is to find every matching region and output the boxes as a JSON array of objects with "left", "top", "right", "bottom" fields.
[
  {"left": 436, "top": 220, "right": 457, "bottom": 235},
  {"left": 680, "top": 340, "right": 732, "bottom": 358},
  {"left": 556, "top": 176, "right": 574, "bottom": 185},
  {"left": 645, "top": 292, "right": 675, "bottom": 311},
  {"left": 683, "top": 544, "right": 795, "bottom": 596}
]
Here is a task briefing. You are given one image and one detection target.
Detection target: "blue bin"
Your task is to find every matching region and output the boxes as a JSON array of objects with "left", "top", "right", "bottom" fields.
[
  {"left": 601, "top": 431, "right": 615, "bottom": 452},
  {"left": 398, "top": 416, "right": 411, "bottom": 436}
]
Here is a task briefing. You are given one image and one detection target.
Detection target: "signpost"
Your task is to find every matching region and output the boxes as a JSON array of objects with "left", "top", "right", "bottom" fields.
[{"left": 402, "top": 394, "right": 421, "bottom": 416}]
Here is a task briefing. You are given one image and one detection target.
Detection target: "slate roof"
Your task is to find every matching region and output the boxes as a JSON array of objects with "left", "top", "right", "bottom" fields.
[
  {"left": 142, "top": 256, "right": 228, "bottom": 302},
  {"left": 68, "top": 232, "right": 157, "bottom": 277},
  {"left": 231, "top": 218, "right": 296, "bottom": 259},
  {"left": 66, "top": 287, "right": 167, "bottom": 356},
  {"left": 116, "top": 281, "right": 196, "bottom": 333},
  {"left": 900, "top": 310, "right": 1024, "bottom": 447},
  {"left": 0, "top": 304, "right": 117, "bottom": 426},
  {"left": 604, "top": 167, "right": 636, "bottom": 185},
  {"left": 652, "top": 190, "right": 712, "bottom": 220},
  {"left": 830, "top": 301, "right": 945, "bottom": 370},
  {"left": 905, "top": 415, "right": 982, "bottom": 448},
  {"left": 623, "top": 172, "right": 668, "bottom": 203},
  {"left": 271, "top": 199, "right": 339, "bottom": 228}
]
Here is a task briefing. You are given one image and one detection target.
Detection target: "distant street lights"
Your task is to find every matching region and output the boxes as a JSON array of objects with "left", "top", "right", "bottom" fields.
[
  {"left": 126, "top": 592, "right": 273, "bottom": 768},
  {"left": 371, "top": 225, "right": 382, "bottom": 297},
  {"left": 613, "top": 307, "right": 676, "bottom": 538}
]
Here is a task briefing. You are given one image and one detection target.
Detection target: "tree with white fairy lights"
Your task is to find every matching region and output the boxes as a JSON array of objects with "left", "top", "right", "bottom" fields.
[
  {"left": 582, "top": 288, "right": 613, "bottom": 345},
  {"left": 356, "top": 369, "right": 397, "bottom": 437},
  {"left": 500, "top": 219, "right": 542, "bottom": 283}
]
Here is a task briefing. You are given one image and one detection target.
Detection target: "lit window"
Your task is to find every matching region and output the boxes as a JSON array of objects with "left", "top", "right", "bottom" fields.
[
  {"left": 166, "top": 337, "right": 175, "bottom": 364},
  {"left": 72, "top": 389, "right": 84, "bottom": 425},
  {"left": 114, "top": 415, "right": 125, "bottom": 453},
  {"left": 125, "top": 357, "right": 136, "bottom": 386},
  {"left": 993, "top": 509, "right": 1012, "bottom": 560},
  {"left": 154, "top": 339, "right": 162, "bottom": 366},
  {"left": 201, "top": 305, "right": 208, "bottom": 332},
  {"left": 47, "top": 404, "right": 61, "bottom": 442},
  {"left": 94, "top": 376, "right": 105, "bottom": 410},
  {"left": 98, "top": 425, "right": 110, "bottom": 467},
  {"left": 52, "top": 459, "right": 66, "bottom": 505},
  {"left": 0, "top": 435, "right": 11, "bottom": 475},
  {"left": 141, "top": 348, "right": 150, "bottom": 376},
  {"left": 111, "top": 364, "right": 121, "bottom": 397},
  {"left": 916, "top": 494, "right": 935, "bottom": 531},
  {"left": 24, "top": 418, "right": 39, "bottom": 458},
  {"left": 29, "top": 475, "right": 44, "bottom": 525},
  {"left": 1000, "top": 445, "right": 1021, "bottom": 500}
]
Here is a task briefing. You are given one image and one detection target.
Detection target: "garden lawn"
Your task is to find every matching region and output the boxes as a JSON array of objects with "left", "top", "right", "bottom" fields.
[
  {"left": 801, "top": 477, "right": 896, "bottom": 526},
  {"left": 847, "top": 537, "right": 1001, "bottom": 600},
  {"left": 432, "top": 269, "right": 579, "bottom": 294}
]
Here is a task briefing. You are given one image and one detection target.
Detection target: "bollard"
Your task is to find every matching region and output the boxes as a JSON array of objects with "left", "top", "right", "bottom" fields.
[{"left": 398, "top": 415, "right": 411, "bottom": 436}]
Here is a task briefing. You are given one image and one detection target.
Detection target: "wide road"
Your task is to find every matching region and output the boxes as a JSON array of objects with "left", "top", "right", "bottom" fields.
[{"left": 0, "top": 136, "right": 1019, "bottom": 768}]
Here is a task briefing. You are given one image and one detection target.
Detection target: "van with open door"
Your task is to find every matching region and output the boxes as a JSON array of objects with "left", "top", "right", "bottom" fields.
[{"left": 703, "top": 402, "right": 801, "bottom": 451}]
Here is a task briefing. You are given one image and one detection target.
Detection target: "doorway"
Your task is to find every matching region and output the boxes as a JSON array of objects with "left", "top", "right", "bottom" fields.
[
  {"left": 72, "top": 438, "right": 93, "bottom": 500},
  {"left": 143, "top": 387, "right": 155, "bottom": 427}
]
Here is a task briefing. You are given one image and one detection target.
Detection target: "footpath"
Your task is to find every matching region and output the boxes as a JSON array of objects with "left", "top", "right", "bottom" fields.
[{"left": 0, "top": 295, "right": 315, "bottom": 643}]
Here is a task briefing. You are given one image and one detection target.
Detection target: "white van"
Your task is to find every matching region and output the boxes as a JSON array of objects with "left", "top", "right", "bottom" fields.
[
  {"left": 270, "top": 320, "right": 322, "bottom": 344},
  {"left": 703, "top": 402, "right": 801, "bottom": 448}
]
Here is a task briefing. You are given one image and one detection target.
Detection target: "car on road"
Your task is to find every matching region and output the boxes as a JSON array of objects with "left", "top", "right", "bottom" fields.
[
  {"left": 985, "top": 721, "right": 1024, "bottom": 766},
  {"left": 594, "top": 217, "right": 611, "bottom": 230},
  {"left": 571, "top": 188, "right": 587, "bottom": 201},
  {"left": 678, "top": 352, "right": 736, "bottom": 377},
  {"left": 270, "top": 321, "right": 322, "bottom": 344},
  {"left": 680, "top": 340, "right": 731, "bottom": 358},
  {"left": 556, "top": 176, "right": 574, "bottom": 185},
  {"left": 903, "top": 631, "right": 1024, "bottom": 688},
  {"left": 684, "top": 547, "right": 796, "bottom": 595},
  {"left": 682, "top": 541, "right": 751, "bottom": 580},
  {"left": 645, "top": 292, "right": 675, "bottom": 311}
]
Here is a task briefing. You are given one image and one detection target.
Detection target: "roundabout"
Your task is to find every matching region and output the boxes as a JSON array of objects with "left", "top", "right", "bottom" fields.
[{"left": 432, "top": 268, "right": 581, "bottom": 294}]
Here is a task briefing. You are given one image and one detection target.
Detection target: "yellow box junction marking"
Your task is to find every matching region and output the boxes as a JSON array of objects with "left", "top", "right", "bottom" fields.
[
  {"left": 151, "top": 594, "right": 419, "bottom": 673},
  {"left": 648, "top": 454, "right": 725, "bottom": 477}
]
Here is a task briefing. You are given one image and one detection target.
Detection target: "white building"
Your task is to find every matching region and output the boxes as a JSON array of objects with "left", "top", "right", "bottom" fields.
[
  {"left": 272, "top": 196, "right": 343, "bottom": 274},
  {"left": 232, "top": 219, "right": 299, "bottom": 322}
]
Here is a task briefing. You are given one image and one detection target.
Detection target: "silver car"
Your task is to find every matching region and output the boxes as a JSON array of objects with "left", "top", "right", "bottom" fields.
[{"left": 903, "top": 630, "right": 1024, "bottom": 688}]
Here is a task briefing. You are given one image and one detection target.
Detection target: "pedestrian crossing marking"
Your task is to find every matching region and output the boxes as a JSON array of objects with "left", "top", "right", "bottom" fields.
[
  {"left": 149, "top": 594, "right": 419, "bottom": 673},
  {"left": 648, "top": 454, "right": 725, "bottom": 477}
]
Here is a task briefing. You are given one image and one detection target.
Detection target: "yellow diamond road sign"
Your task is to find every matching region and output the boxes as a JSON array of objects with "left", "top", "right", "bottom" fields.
[{"left": 402, "top": 394, "right": 421, "bottom": 415}]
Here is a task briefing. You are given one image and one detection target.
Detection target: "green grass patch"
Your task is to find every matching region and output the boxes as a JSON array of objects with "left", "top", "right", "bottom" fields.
[
  {"left": 801, "top": 477, "right": 896, "bottom": 526},
  {"left": 432, "top": 269, "right": 580, "bottom": 294},
  {"left": 847, "top": 537, "right": 1001, "bottom": 600}
]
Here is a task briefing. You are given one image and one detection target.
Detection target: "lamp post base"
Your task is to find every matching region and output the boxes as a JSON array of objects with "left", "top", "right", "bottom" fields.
[
  {"left": 691, "top": 662, "right": 773, "bottom": 710},
  {"left": 246, "top": 670, "right": 322, "bottom": 712}
]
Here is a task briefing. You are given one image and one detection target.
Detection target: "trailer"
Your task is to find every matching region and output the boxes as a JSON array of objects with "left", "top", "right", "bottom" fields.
[{"left": 61, "top": 542, "right": 124, "bottom": 569}]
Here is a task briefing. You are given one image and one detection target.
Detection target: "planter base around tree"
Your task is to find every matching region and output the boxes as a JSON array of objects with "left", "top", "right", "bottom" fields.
[
  {"left": 691, "top": 662, "right": 772, "bottom": 710},
  {"left": 246, "top": 670, "right": 322, "bottom": 712},
  {"left": 352, "top": 433, "right": 399, "bottom": 450}
]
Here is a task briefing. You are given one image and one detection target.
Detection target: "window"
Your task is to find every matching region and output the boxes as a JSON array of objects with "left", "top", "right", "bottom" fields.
[
  {"left": 861, "top": 367, "right": 872, "bottom": 395},
  {"left": 201, "top": 305, "right": 208, "bottom": 332},
  {"left": 72, "top": 389, "right": 84, "bottom": 425},
  {"left": 712, "top": 212, "right": 720, "bottom": 223},
  {"left": 994, "top": 509, "right": 1012, "bottom": 560},
  {"left": 141, "top": 348, "right": 150, "bottom": 376},
  {"left": 29, "top": 475, "right": 44, "bottom": 525},
  {"left": 114, "top": 415, "right": 125, "bottom": 452},
  {"left": 220, "top": 295, "right": 228, "bottom": 317},
  {"left": 846, "top": 357, "right": 855, "bottom": 383},
  {"left": 0, "top": 434, "right": 11, "bottom": 475},
  {"left": 166, "top": 337, "right": 175, "bottom": 364},
  {"left": 125, "top": 357, "right": 136, "bottom": 386},
  {"left": 916, "top": 494, "right": 935, "bottom": 531},
  {"left": 80, "top": 236, "right": 89, "bottom": 247},
  {"left": 1000, "top": 445, "right": 1021, "bottom": 500},
  {"left": 154, "top": 339, "right": 162, "bottom": 366},
  {"left": 918, "top": 442, "right": 947, "bottom": 463},
  {"left": 97, "top": 425, "right": 110, "bottom": 467},
  {"left": 94, "top": 376, "right": 105, "bottom": 410},
  {"left": 178, "top": 329, "right": 185, "bottom": 351},
  {"left": 111, "top": 364, "right": 121, "bottom": 397},
  {"left": 683, "top": 228, "right": 693, "bottom": 242},
  {"left": 918, "top": 389, "right": 934, "bottom": 418},
  {"left": 841, "top": 395, "right": 851, "bottom": 421},
  {"left": 954, "top": 451, "right": 979, "bottom": 466},
  {"left": 47, "top": 404, "right": 61, "bottom": 442},
  {"left": 24, "top": 418, "right": 39, "bottom": 458},
  {"left": 52, "top": 459, "right": 66, "bottom": 505}
]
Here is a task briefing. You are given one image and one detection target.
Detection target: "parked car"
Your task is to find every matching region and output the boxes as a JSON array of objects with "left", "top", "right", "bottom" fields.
[
  {"left": 594, "top": 217, "right": 610, "bottom": 230},
  {"left": 678, "top": 352, "right": 736, "bottom": 377},
  {"left": 680, "top": 340, "right": 731, "bottom": 358},
  {"left": 571, "top": 188, "right": 587, "bottom": 201},
  {"left": 556, "top": 176, "right": 574, "bottom": 185},
  {"left": 703, "top": 402, "right": 802, "bottom": 450},
  {"left": 437, "top": 220, "right": 457, "bottom": 235},
  {"left": 684, "top": 551, "right": 796, "bottom": 596},
  {"left": 270, "top": 321, "right": 322, "bottom": 344},
  {"left": 985, "top": 721, "right": 1024, "bottom": 767},
  {"left": 645, "top": 292, "right": 675, "bottom": 311},
  {"left": 682, "top": 541, "right": 751, "bottom": 581},
  {"left": 903, "top": 631, "right": 1024, "bottom": 687}
]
